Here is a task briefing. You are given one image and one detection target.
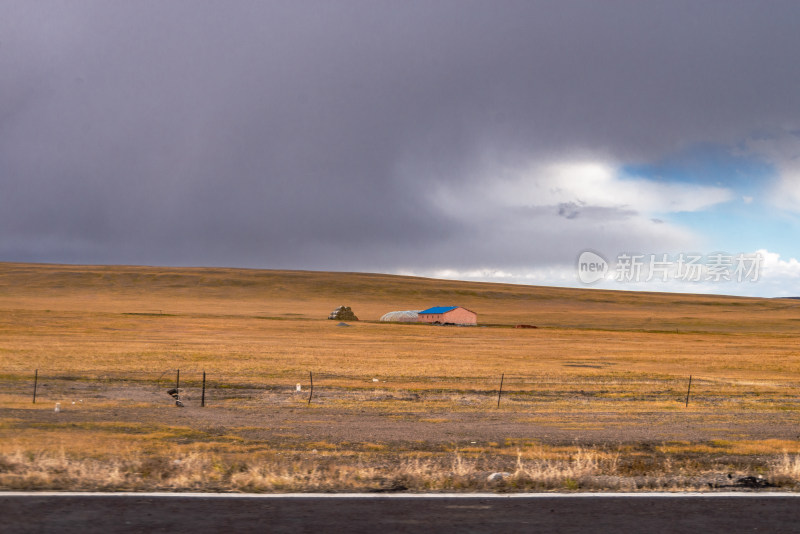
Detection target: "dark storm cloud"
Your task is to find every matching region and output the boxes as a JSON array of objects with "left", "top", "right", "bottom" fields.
[{"left": 2, "top": 1, "right": 800, "bottom": 270}]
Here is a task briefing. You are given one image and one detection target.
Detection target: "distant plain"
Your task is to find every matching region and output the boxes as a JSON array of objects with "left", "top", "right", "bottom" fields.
[{"left": 1, "top": 262, "right": 799, "bottom": 492}]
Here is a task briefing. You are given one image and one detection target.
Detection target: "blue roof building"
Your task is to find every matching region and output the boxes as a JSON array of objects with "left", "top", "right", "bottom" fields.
[
  {"left": 418, "top": 306, "right": 477, "bottom": 325},
  {"left": 419, "top": 306, "right": 459, "bottom": 314}
]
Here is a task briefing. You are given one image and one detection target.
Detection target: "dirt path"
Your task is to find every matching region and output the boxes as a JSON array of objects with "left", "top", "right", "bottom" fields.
[{"left": 5, "top": 402, "right": 799, "bottom": 447}]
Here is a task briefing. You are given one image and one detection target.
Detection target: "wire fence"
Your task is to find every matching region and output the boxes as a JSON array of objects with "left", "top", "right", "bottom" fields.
[{"left": 3, "top": 368, "right": 799, "bottom": 410}]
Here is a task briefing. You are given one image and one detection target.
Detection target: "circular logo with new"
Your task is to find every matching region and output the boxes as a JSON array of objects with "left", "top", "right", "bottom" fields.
[{"left": 576, "top": 250, "right": 609, "bottom": 284}]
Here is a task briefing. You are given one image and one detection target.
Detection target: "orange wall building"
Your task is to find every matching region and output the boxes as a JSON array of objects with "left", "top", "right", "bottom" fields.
[{"left": 418, "top": 306, "right": 477, "bottom": 325}]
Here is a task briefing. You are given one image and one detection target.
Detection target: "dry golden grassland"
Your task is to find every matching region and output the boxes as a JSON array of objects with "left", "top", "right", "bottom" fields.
[{"left": 1, "top": 262, "right": 800, "bottom": 492}]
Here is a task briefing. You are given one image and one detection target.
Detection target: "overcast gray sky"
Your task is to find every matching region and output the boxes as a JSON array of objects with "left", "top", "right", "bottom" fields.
[{"left": 4, "top": 1, "right": 800, "bottom": 295}]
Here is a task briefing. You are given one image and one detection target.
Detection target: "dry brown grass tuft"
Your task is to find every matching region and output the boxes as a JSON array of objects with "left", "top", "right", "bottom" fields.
[
  {"left": 3, "top": 443, "right": 797, "bottom": 492},
  {"left": 769, "top": 453, "right": 800, "bottom": 486},
  {"left": 0, "top": 447, "right": 620, "bottom": 492}
]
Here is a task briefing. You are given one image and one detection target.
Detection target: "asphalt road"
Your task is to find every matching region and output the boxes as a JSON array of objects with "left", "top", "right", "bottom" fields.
[{"left": 2, "top": 493, "right": 799, "bottom": 533}]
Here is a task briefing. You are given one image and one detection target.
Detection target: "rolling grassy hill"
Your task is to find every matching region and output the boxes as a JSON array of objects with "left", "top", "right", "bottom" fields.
[
  {"left": 2, "top": 261, "right": 798, "bottom": 333},
  {"left": 2, "top": 261, "right": 799, "bottom": 382}
]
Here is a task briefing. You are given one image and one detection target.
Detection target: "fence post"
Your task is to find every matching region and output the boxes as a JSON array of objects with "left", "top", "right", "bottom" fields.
[
  {"left": 201, "top": 370, "right": 206, "bottom": 407},
  {"left": 307, "top": 371, "right": 314, "bottom": 405},
  {"left": 33, "top": 369, "right": 38, "bottom": 404},
  {"left": 176, "top": 369, "right": 180, "bottom": 391},
  {"left": 685, "top": 375, "right": 692, "bottom": 407},
  {"left": 497, "top": 373, "right": 505, "bottom": 408}
]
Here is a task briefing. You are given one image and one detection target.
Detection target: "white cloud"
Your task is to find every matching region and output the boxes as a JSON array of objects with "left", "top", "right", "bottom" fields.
[
  {"left": 742, "top": 132, "right": 800, "bottom": 212},
  {"left": 772, "top": 170, "right": 800, "bottom": 212},
  {"left": 513, "top": 161, "right": 733, "bottom": 213},
  {"left": 433, "top": 160, "right": 733, "bottom": 217},
  {"left": 759, "top": 248, "right": 800, "bottom": 280},
  {"left": 418, "top": 158, "right": 733, "bottom": 268},
  {"left": 400, "top": 248, "right": 800, "bottom": 298}
]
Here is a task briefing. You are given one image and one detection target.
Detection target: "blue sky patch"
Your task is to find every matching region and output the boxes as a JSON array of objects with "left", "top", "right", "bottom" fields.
[
  {"left": 621, "top": 143, "right": 799, "bottom": 257},
  {"left": 621, "top": 143, "right": 774, "bottom": 192}
]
